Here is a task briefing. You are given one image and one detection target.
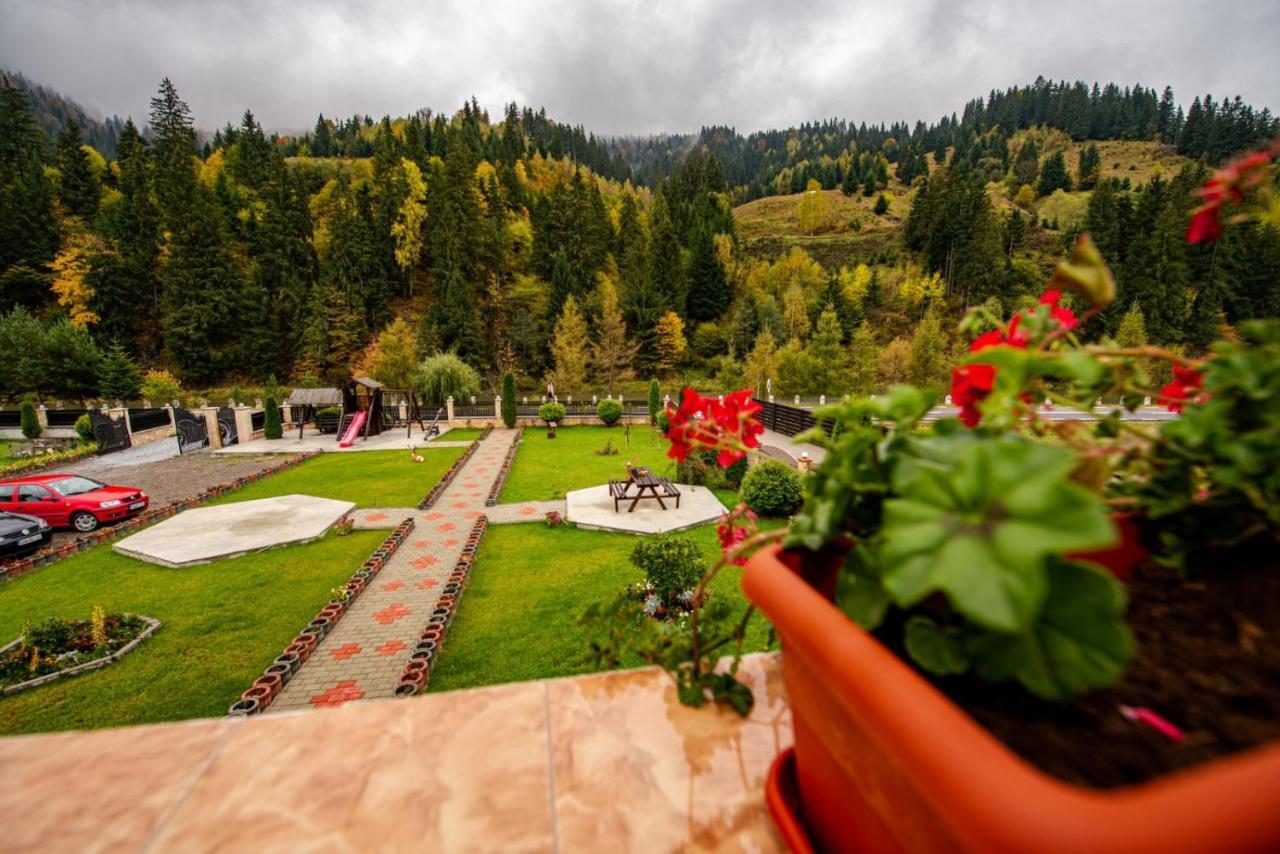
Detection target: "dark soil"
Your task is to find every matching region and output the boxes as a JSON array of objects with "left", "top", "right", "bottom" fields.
[{"left": 941, "top": 554, "right": 1280, "bottom": 789}]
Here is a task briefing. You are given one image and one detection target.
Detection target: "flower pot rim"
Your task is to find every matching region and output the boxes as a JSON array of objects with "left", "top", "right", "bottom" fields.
[{"left": 742, "top": 542, "right": 1280, "bottom": 852}]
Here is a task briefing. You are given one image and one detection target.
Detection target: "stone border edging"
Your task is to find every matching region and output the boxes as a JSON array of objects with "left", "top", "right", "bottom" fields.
[
  {"left": 0, "top": 451, "right": 322, "bottom": 583},
  {"left": 485, "top": 429, "right": 522, "bottom": 506},
  {"left": 416, "top": 427, "right": 492, "bottom": 511},
  {"left": 227, "top": 517, "right": 416, "bottom": 716},
  {"left": 1, "top": 614, "right": 162, "bottom": 696},
  {"left": 393, "top": 514, "right": 488, "bottom": 696}
]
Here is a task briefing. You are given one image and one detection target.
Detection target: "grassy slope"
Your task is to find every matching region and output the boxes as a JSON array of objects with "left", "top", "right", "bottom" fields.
[
  {"left": 0, "top": 530, "right": 384, "bottom": 734},
  {"left": 733, "top": 138, "right": 1192, "bottom": 270},
  {"left": 428, "top": 521, "right": 777, "bottom": 692},
  {"left": 208, "top": 447, "right": 464, "bottom": 508},
  {"left": 499, "top": 425, "right": 677, "bottom": 503}
]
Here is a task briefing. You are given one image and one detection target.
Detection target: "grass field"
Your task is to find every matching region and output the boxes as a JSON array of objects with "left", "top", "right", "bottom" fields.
[
  {"left": 208, "top": 447, "right": 465, "bottom": 508},
  {"left": 436, "top": 427, "right": 487, "bottom": 442},
  {"left": 0, "top": 530, "right": 384, "bottom": 734},
  {"left": 499, "top": 425, "right": 676, "bottom": 503},
  {"left": 427, "top": 522, "right": 776, "bottom": 692}
]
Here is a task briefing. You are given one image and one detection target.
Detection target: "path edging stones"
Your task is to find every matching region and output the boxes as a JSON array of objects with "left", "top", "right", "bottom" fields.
[{"left": 485, "top": 428, "right": 522, "bottom": 506}]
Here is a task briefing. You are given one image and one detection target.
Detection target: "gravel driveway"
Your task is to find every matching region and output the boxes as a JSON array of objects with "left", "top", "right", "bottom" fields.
[{"left": 38, "top": 448, "right": 304, "bottom": 550}]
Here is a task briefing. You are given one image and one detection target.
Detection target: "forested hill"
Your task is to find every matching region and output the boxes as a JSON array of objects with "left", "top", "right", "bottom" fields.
[
  {"left": 615, "top": 78, "right": 1277, "bottom": 201},
  {"left": 2, "top": 71, "right": 125, "bottom": 158},
  {"left": 0, "top": 72, "right": 1277, "bottom": 408}
]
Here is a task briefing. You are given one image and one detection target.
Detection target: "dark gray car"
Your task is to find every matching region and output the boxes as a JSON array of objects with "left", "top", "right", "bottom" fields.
[{"left": 0, "top": 510, "right": 52, "bottom": 559}]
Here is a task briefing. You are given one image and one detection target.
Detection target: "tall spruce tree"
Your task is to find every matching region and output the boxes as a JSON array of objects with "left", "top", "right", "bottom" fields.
[
  {"left": 0, "top": 79, "right": 59, "bottom": 303},
  {"left": 1037, "top": 150, "right": 1072, "bottom": 195},
  {"left": 55, "top": 118, "right": 100, "bottom": 219},
  {"left": 646, "top": 194, "right": 687, "bottom": 316},
  {"left": 686, "top": 226, "right": 731, "bottom": 322}
]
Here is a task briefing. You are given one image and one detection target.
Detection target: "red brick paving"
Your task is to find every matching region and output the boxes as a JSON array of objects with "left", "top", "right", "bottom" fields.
[
  {"left": 373, "top": 603, "right": 411, "bottom": 625},
  {"left": 329, "top": 643, "right": 362, "bottom": 661},
  {"left": 309, "top": 680, "right": 365, "bottom": 707},
  {"left": 376, "top": 640, "right": 407, "bottom": 656}
]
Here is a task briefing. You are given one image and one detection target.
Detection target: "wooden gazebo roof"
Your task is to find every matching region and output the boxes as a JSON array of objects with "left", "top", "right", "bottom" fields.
[{"left": 285, "top": 388, "right": 342, "bottom": 407}]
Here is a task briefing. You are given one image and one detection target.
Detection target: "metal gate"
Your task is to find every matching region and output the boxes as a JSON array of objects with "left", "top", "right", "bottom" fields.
[
  {"left": 89, "top": 411, "right": 132, "bottom": 453},
  {"left": 217, "top": 407, "right": 239, "bottom": 447},
  {"left": 174, "top": 406, "right": 209, "bottom": 453}
]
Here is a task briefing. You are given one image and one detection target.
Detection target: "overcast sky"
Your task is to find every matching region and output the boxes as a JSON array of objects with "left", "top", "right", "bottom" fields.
[{"left": 2, "top": 0, "right": 1277, "bottom": 136}]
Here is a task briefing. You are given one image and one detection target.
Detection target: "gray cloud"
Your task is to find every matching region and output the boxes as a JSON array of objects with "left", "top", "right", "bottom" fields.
[{"left": 1, "top": 0, "right": 1277, "bottom": 136}]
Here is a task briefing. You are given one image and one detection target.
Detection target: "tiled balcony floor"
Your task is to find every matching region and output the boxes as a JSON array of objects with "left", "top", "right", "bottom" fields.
[{"left": 0, "top": 653, "right": 789, "bottom": 852}]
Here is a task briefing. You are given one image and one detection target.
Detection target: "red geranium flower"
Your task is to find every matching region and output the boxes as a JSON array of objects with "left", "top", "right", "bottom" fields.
[
  {"left": 951, "top": 363, "right": 997, "bottom": 428},
  {"left": 716, "top": 506, "right": 759, "bottom": 566},
  {"left": 664, "top": 388, "right": 765, "bottom": 466},
  {"left": 1159, "top": 364, "right": 1205, "bottom": 413},
  {"left": 1186, "top": 145, "right": 1276, "bottom": 244}
]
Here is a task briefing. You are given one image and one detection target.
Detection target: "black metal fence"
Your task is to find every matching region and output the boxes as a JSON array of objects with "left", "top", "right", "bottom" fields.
[
  {"left": 45, "top": 408, "right": 91, "bottom": 428},
  {"left": 0, "top": 410, "right": 20, "bottom": 428},
  {"left": 128, "top": 407, "right": 170, "bottom": 432},
  {"left": 452, "top": 403, "right": 493, "bottom": 418},
  {"left": 754, "top": 398, "right": 835, "bottom": 438}
]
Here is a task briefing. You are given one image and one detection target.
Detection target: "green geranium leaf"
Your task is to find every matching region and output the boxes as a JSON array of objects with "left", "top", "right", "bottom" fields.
[
  {"left": 835, "top": 546, "right": 892, "bottom": 630},
  {"left": 880, "top": 435, "right": 1116, "bottom": 633},
  {"left": 967, "top": 559, "right": 1134, "bottom": 700},
  {"left": 904, "top": 616, "right": 970, "bottom": 676}
]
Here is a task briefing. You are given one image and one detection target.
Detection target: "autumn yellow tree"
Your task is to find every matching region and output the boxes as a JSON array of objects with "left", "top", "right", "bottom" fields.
[
  {"left": 551, "top": 295, "right": 590, "bottom": 392},
  {"left": 877, "top": 337, "right": 912, "bottom": 386},
  {"left": 391, "top": 158, "right": 427, "bottom": 286},
  {"left": 782, "top": 283, "right": 811, "bottom": 343},
  {"left": 653, "top": 310, "right": 687, "bottom": 374},
  {"left": 743, "top": 329, "right": 779, "bottom": 393},
  {"left": 590, "top": 275, "right": 637, "bottom": 394},
  {"left": 796, "top": 178, "right": 829, "bottom": 234},
  {"left": 51, "top": 228, "right": 101, "bottom": 328},
  {"left": 896, "top": 267, "right": 946, "bottom": 313},
  {"left": 364, "top": 317, "right": 419, "bottom": 388}
]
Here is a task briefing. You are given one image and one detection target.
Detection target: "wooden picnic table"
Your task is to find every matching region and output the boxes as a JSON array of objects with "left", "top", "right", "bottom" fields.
[{"left": 610, "top": 465, "right": 680, "bottom": 512}]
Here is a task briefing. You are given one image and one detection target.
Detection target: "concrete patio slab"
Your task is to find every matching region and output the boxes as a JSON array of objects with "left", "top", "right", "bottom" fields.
[
  {"left": 113, "top": 494, "right": 356, "bottom": 567},
  {"left": 566, "top": 483, "right": 726, "bottom": 534}
]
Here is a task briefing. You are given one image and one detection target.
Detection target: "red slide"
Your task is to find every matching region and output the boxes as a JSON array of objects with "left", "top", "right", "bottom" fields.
[{"left": 338, "top": 411, "right": 367, "bottom": 447}]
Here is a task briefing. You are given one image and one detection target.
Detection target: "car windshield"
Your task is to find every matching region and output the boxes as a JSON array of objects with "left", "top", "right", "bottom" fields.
[{"left": 47, "top": 476, "right": 107, "bottom": 496}]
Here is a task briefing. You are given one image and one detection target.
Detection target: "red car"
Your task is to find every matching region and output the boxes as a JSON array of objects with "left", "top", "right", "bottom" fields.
[{"left": 0, "top": 474, "right": 149, "bottom": 534}]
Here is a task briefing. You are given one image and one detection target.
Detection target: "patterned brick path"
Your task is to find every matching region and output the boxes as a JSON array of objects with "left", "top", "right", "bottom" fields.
[{"left": 271, "top": 429, "right": 523, "bottom": 712}]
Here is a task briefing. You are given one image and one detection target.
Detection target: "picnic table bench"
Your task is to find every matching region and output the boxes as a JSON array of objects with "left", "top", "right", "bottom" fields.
[{"left": 609, "top": 466, "right": 681, "bottom": 512}]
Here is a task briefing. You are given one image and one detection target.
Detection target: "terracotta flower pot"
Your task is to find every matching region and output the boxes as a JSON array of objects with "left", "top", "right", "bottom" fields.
[
  {"left": 742, "top": 543, "right": 1280, "bottom": 853},
  {"left": 253, "top": 672, "right": 283, "bottom": 699},
  {"left": 241, "top": 684, "right": 273, "bottom": 706}
]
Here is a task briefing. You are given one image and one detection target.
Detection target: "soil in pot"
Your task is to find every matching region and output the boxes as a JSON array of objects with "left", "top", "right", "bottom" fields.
[{"left": 921, "top": 553, "right": 1280, "bottom": 789}]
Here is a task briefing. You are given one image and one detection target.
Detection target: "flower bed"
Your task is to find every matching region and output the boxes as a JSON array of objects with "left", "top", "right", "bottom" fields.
[
  {"left": 485, "top": 428, "right": 522, "bottom": 505},
  {"left": 1, "top": 610, "right": 161, "bottom": 695},
  {"left": 0, "top": 442, "right": 98, "bottom": 478},
  {"left": 393, "top": 515, "right": 488, "bottom": 697},
  {"left": 227, "top": 517, "right": 416, "bottom": 716},
  {"left": 0, "top": 451, "right": 320, "bottom": 583},
  {"left": 417, "top": 431, "right": 488, "bottom": 510}
]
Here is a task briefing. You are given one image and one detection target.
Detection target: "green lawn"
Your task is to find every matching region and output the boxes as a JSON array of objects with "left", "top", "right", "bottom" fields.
[
  {"left": 428, "top": 522, "right": 776, "bottom": 692},
  {"left": 500, "top": 425, "right": 677, "bottom": 503},
  {"left": 209, "top": 448, "right": 465, "bottom": 508},
  {"left": 0, "top": 530, "right": 384, "bottom": 734},
  {"left": 437, "top": 427, "right": 487, "bottom": 442}
]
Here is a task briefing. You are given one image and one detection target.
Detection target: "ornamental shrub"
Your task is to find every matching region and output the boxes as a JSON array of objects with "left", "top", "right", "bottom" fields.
[
  {"left": 647, "top": 378, "right": 661, "bottom": 422},
  {"left": 20, "top": 401, "right": 40, "bottom": 439},
  {"left": 740, "top": 459, "right": 804, "bottom": 516},
  {"left": 629, "top": 536, "right": 707, "bottom": 604},
  {"left": 74, "top": 413, "right": 93, "bottom": 442},
  {"left": 597, "top": 397, "right": 622, "bottom": 426},
  {"left": 501, "top": 373, "right": 517, "bottom": 428},
  {"left": 263, "top": 397, "right": 283, "bottom": 439},
  {"left": 722, "top": 454, "right": 749, "bottom": 489},
  {"left": 538, "top": 401, "right": 566, "bottom": 424},
  {"left": 140, "top": 369, "right": 183, "bottom": 406}
]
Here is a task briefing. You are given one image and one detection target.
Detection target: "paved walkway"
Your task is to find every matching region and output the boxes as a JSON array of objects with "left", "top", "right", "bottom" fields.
[
  {"left": 270, "top": 429, "right": 521, "bottom": 711},
  {"left": 760, "top": 428, "right": 826, "bottom": 466}
]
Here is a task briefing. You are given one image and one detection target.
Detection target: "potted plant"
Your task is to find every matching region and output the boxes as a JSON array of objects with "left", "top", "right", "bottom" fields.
[
  {"left": 538, "top": 401, "right": 566, "bottom": 438},
  {"left": 588, "top": 146, "right": 1280, "bottom": 851}
]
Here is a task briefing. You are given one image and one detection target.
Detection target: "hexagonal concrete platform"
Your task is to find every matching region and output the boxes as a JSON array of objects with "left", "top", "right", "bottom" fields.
[
  {"left": 113, "top": 494, "right": 356, "bottom": 567},
  {"left": 565, "top": 483, "right": 727, "bottom": 534}
]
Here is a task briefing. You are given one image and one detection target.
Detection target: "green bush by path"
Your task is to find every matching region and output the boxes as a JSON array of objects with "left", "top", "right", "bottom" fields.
[
  {"left": 596, "top": 397, "right": 622, "bottom": 426},
  {"left": 20, "top": 401, "right": 40, "bottom": 439},
  {"left": 0, "top": 530, "right": 384, "bottom": 735},
  {"left": 208, "top": 447, "right": 465, "bottom": 508},
  {"left": 428, "top": 522, "right": 777, "bottom": 693},
  {"left": 741, "top": 459, "right": 804, "bottom": 516},
  {"left": 499, "top": 425, "right": 674, "bottom": 503}
]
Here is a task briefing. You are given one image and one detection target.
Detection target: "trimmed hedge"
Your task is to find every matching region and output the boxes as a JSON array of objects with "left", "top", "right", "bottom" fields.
[{"left": 597, "top": 398, "right": 622, "bottom": 426}]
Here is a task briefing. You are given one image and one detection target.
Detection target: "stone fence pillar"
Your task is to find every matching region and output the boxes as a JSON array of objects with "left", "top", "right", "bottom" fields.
[
  {"left": 36, "top": 405, "right": 48, "bottom": 430},
  {"left": 494, "top": 396, "right": 502, "bottom": 420},
  {"left": 446, "top": 397, "right": 455, "bottom": 422},
  {"left": 110, "top": 406, "right": 132, "bottom": 437},
  {"left": 234, "top": 405, "right": 255, "bottom": 441},
  {"left": 198, "top": 406, "right": 223, "bottom": 449}
]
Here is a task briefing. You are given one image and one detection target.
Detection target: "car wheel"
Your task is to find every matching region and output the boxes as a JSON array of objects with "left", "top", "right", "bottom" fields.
[{"left": 71, "top": 512, "right": 100, "bottom": 533}]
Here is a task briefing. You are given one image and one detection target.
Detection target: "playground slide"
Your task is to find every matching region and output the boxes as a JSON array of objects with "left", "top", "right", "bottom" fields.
[{"left": 338, "top": 411, "right": 367, "bottom": 448}]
